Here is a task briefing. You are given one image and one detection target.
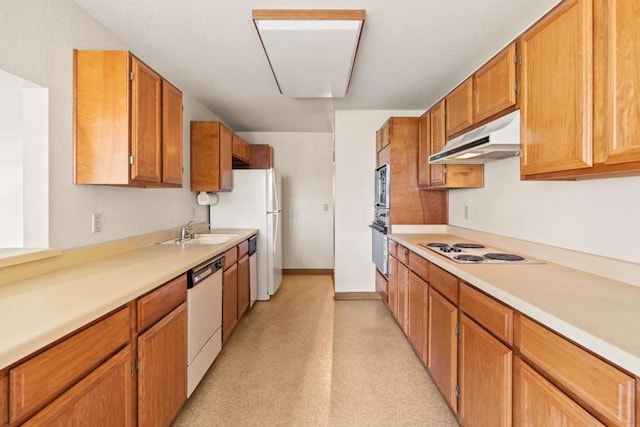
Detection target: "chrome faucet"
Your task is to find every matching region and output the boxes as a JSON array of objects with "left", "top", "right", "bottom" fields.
[{"left": 179, "top": 220, "right": 210, "bottom": 242}]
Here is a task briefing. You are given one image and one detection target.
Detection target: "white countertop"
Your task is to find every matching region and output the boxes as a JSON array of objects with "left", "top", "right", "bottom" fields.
[
  {"left": 0, "top": 229, "right": 257, "bottom": 370},
  {"left": 390, "top": 232, "right": 640, "bottom": 377}
]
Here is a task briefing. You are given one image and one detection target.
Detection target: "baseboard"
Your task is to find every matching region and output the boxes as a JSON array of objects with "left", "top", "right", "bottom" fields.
[
  {"left": 333, "top": 292, "right": 382, "bottom": 301},
  {"left": 283, "top": 269, "right": 334, "bottom": 275}
]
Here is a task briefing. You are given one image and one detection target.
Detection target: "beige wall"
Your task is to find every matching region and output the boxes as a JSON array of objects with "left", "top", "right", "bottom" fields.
[
  {"left": 0, "top": 0, "right": 217, "bottom": 249},
  {"left": 238, "top": 132, "right": 334, "bottom": 269}
]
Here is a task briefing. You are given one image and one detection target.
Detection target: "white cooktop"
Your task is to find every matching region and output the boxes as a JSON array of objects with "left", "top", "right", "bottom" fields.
[{"left": 419, "top": 242, "right": 544, "bottom": 264}]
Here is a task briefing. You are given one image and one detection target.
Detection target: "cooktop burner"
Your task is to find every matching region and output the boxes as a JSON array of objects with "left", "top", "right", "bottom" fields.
[
  {"left": 420, "top": 241, "right": 542, "bottom": 265},
  {"left": 484, "top": 253, "right": 525, "bottom": 261}
]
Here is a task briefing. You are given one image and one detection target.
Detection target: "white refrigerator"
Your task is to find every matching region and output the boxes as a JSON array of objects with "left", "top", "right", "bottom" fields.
[{"left": 210, "top": 169, "right": 283, "bottom": 300}]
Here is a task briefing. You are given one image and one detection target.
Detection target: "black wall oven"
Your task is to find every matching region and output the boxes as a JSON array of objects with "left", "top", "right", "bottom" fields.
[{"left": 374, "top": 164, "right": 390, "bottom": 208}]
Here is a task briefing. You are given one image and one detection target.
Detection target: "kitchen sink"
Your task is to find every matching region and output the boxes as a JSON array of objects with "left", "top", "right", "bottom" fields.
[{"left": 160, "top": 234, "right": 240, "bottom": 245}]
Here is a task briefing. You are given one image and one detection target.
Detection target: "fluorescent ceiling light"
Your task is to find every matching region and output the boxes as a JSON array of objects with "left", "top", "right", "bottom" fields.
[{"left": 253, "top": 10, "right": 365, "bottom": 98}]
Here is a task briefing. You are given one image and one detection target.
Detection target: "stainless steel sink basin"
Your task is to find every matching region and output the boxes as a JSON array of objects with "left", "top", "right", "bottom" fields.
[{"left": 160, "top": 234, "right": 240, "bottom": 245}]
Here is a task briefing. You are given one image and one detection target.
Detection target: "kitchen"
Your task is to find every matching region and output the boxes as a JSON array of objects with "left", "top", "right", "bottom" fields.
[{"left": 1, "top": 0, "right": 640, "bottom": 425}]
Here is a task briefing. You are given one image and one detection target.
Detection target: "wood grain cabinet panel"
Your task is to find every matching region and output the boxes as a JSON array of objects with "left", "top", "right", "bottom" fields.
[
  {"left": 388, "top": 240, "right": 398, "bottom": 259},
  {"left": 459, "top": 282, "right": 513, "bottom": 345},
  {"left": 408, "top": 251, "right": 429, "bottom": 282},
  {"left": 397, "top": 245, "right": 410, "bottom": 265},
  {"left": 430, "top": 101, "right": 447, "bottom": 187},
  {"left": 238, "top": 240, "right": 249, "bottom": 258},
  {"left": 474, "top": 43, "right": 518, "bottom": 123},
  {"left": 428, "top": 288, "right": 458, "bottom": 413},
  {"left": 459, "top": 314, "right": 512, "bottom": 427},
  {"left": 446, "top": 78, "right": 474, "bottom": 137},
  {"left": 514, "top": 314, "right": 635, "bottom": 426},
  {"left": 388, "top": 255, "right": 399, "bottom": 316},
  {"left": 417, "top": 112, "right": 431, "bottom": 189},
  {"left": 137, "top": 274, "right": 187, "bottom": 332},
  {"left": 222, "top": 264, "right": 239, "bottom": 342},
  {"left": 428, "top": 263, "right": 458, "bottom": 304},
  {"left": 9, "top": 307, "right": 130, "bottom": 423},
  {"left": 190, "top": 121, "right": 234, "bottom": 192},
  {"left": 232, "top": 134, "right": 252, "bottom": 164},
  {"left": 0, "top": 369, "right": 7, "bottom": 425},
  {"left": 514, "top": 357, "right": 603, "bottom": 427},
  {"left": 161, "top": 81, "right": 183, "bottom": 185},
  {"left": 397, "top": 261, "right": 409, "bottom": 334},
  {"left": 23, "top": 346, "right": 133, "bottom": 427},
  {"left": 237, "top": 254, "right": 250, "bottom": 318},
  {"left": 407, "top": 272, "right": 427, "bottom": 360},
  {"left": 137, "top": 303, "right": 187, "bottom": 427},
  {"left": 74, "top": 50, "right": 182, "bottom": 187},
  {"left": 520, "top": 0, "right": 594, "bottom": 176}
]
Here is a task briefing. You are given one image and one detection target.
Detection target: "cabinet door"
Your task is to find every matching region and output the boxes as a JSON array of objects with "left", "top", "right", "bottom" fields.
[
  {"left": 418, "top": 112, "right": 431, "bottom": 188},
  {"left": 474, "top": 43, "right": 517, "bottom": 123},
  {"left": 0, "top": 370, "right": 6, "bottom": 425},
  {"left": 428, "top": 287, "right": 458, "bottom": 412},
  {"left": 161, "top": 81, "right": 183, "bottom": 185},
  {"left": 237, "top": 255, "right": 250, "bottom": 319},
  {"left": 459, "top": 314, "right": 512, "bottom": 427},
  {"left": 430, "top": 101, "right": 446, "bottom": 186},
  {"left": 375, "top": 269, "right": 388, "bottom": 303},
  {"left": 388, "top": 255, "right": 398, "bottom": 316},
  {"left": 131, "top": 57, "right": 162, "bottom": 183},
  {"left": 520, "top": 0, "right": 593, "bottom": 176},
  {"left": 138, "top": 303, "right": 187, "bottom": 427},
  {"left": 446, "top": 78, "right": 474, "bottom": 137},
  {"left": 219, "top": 124, "right": 234, "bottom": 191},
  {"left": 222, "top": 264, "right": 238, "bottom": 342},
  {"left": 513, "top": 357, "right": 603, "bottom": 427},
  {"left": 599, "top": 0, "right": 640, "bottom": 165},
  {"left": 381, "top": 120, "right": 391, "bottom": 149},
  {"left": 23, "top": 346, "right": 133, "bottom": 427},
  {"left": 407, "top": 272, "right": 427, "bottom": 359},
  {"left": 397, "top": 261, "right": 409, "bottom": 334}
]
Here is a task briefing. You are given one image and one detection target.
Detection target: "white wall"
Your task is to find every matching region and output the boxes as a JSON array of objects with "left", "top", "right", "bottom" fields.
[
  {"left": 238, "top": 132, "right": 334, "bottom": 269},
  {"left": 0, "top": 0, "right": 216, "bottom": 249},
  {"left": 334, "top": 110, "right": 422, "bottom": 293},
  {"left": 449, "top": 157, "right": 640, "bottom": 265}
]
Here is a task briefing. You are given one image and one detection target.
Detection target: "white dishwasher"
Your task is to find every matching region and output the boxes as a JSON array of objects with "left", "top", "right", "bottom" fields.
[{"left": 187, "top": 255, "right": 224, "bottom": 397}]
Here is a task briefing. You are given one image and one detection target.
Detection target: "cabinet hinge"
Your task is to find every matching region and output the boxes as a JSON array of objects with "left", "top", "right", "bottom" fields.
[
  {"left": 514, "top": 81, "right": 519, "bottom": 93},
  {"left": 130, "top": 71, "right": 134, "bottom": 81},
  {"left": 129, "top": 155, "right": 134, "bottom": 165},
  {"left": 135, "top": 358, "right": 141, "bottom": 372},
  {"left": 514, "top": 53, "right": 521, "bottom": 65},
  {"left": 455, "top": 324, "right": 461, "bottom": 337},
  {"left": 455, "top": 385, "right": 461, "bottom": 401}
]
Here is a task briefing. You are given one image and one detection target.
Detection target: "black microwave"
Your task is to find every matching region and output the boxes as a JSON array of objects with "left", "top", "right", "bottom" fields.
[{"left": 374, "top": 164, "right": 390, "bottom": 208}]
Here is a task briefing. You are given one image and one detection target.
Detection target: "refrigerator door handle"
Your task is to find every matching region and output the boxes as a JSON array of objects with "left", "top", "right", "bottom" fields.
[{"left": 272, "top": 169, "right": 280, "bottom": 212}]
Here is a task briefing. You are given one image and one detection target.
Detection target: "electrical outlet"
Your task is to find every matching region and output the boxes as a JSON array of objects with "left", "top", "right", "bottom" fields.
[
  {"left": 92, "top": 213, "right": 102, "bottom": 233},
  {"left": 190, "top": 206, "right": 196, "bottom": 219},
  {"left": 323, "top": 203, "right": 329, "bottom": 212},
  {"left": 464, "top": 206, "right": 469, "bottom": 220}
]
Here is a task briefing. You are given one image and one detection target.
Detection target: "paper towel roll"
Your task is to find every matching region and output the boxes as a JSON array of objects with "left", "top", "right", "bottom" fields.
[{"left": 197, "top": 191, "right": 219, "bottom": 206}]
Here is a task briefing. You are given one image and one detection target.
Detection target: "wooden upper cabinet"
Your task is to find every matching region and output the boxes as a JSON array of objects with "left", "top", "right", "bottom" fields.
[
  {"left": 430, "top": 100, "right": 447, "bottom": 187},
  {"left": 381, "top": 120, "right": 391, "bottom": 149},
  {"left": 190, "top": 121, "right": 234, "bottom": 192},
  {"left": 474, "top": 43, "right": 518, "bottom": 123},
  {"left": 417, "top": 112, "right": 431, "bottom": 189},
  {"left": 597, "top": 0, "right": 640, "bottom": 167},
  {"left": 232, "top": 134, "right": 252, "bottom": 165},
  {"left": 74, "top": 50, "right": 182, "bottom": 187},
  {"left": 520, "top": 0, "right": 594, "bottom": 177},
  {"left": 161, "top": 81, "right": 183, "bottom": 185},
  {"left": 446, "top": 78, "right": 474, "bottom": 137}
]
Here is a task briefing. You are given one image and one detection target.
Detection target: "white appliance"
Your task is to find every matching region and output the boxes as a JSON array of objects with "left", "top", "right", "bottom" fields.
[
  {"left": 187, "top": 255, "right": 224, "bottom": 397},
  {"left": 420, "top": 242, "right": 543, "bottom": 264},
  {"left": 248, "top": 235, "right": 258, "bottom": 307},
  {"left": 210, "top": 168, "right": 283, "bottom": 300},
  {"left": 429, "top": 110, "right": 521, "bottom": 164}
]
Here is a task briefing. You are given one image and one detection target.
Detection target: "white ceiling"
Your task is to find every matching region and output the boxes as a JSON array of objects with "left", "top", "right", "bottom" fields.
[{"left": 72, "top": 0, "right": 561, "bottom": 132}]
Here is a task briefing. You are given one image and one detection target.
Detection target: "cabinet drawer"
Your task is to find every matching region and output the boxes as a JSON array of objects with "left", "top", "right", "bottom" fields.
[
  {"left": 428, "top": 264, "right": 458, "bottom": 303},
  {"left": 514, "top": 314, "right": 635, "bottom": 426},
  {"left": 397, "top": 245, "right": 410, "bottom": 265},
  {"left": 9, "top": 306, "right": 130, "bottom": 423},
  {"left": 459, "top": 282, "right": 513, "bottom": 345},
  {"left": 238, "top": 240, "right": 249, "bottom": 258},
  {"left": 224, "top": 246, "right": 238, "bottom": 270},
  {"left": 388, "top": 240, "right": 397, "bottom": 258},
  {"left": 408, "top": 251, "right": 429, "bottom": 282},
  {"left": 138, "top": 274, "right": 187, "bottom": 332},
  {"left": 1, "top": 370, "right": 7, "bottom": 425}
]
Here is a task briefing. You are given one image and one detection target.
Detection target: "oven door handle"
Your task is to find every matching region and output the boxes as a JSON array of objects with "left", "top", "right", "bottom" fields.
[{"left": 369, "top": 223, "right": 388, "bottom": 234}]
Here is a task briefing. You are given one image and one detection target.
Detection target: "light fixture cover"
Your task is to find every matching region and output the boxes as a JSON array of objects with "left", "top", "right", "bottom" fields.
[{"left": 253, "top": 10, "right": 365, "bottom": 98}]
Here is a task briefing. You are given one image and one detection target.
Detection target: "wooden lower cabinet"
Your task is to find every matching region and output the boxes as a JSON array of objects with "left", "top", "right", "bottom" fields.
[
  {"left": 513, "top": 357, "right": 603, "bottom": 426},
  {"left": 237, "top": 254, "right": 250, "bottom": 318},
  {"left": 23, "top": 346, "right": 133, "bottom": 427},
  {"left": 375, "top": 269, "right": 388, "bottom": 303},
  {"left": 397, "top": 261, "right": 409, "bottom": 333},
  {"left": 458, "top": 314, "right": 512, "bottom": 427},
  {"left": 223, "top": 263, "right": 239, "bottom": 342},
  {"left": 0, "top": 370, "right": 6, "bottom": 425},
  {"left": 137, "top": 303, "right": 187, "bottom": 427},
  {"left": 407, "top": 272, "right": 427, "bottom": 360},
  {"left": 387, "top": 255, "right": 398, "bottom": 315},
  {"left": 428, "top": 287, "right": 458, "bottom": 412}
]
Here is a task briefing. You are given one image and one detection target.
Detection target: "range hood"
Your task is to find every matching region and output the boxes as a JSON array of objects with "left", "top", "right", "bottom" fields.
[{"left": 429, "top": 110, "right": 521, "bottom": 164}]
